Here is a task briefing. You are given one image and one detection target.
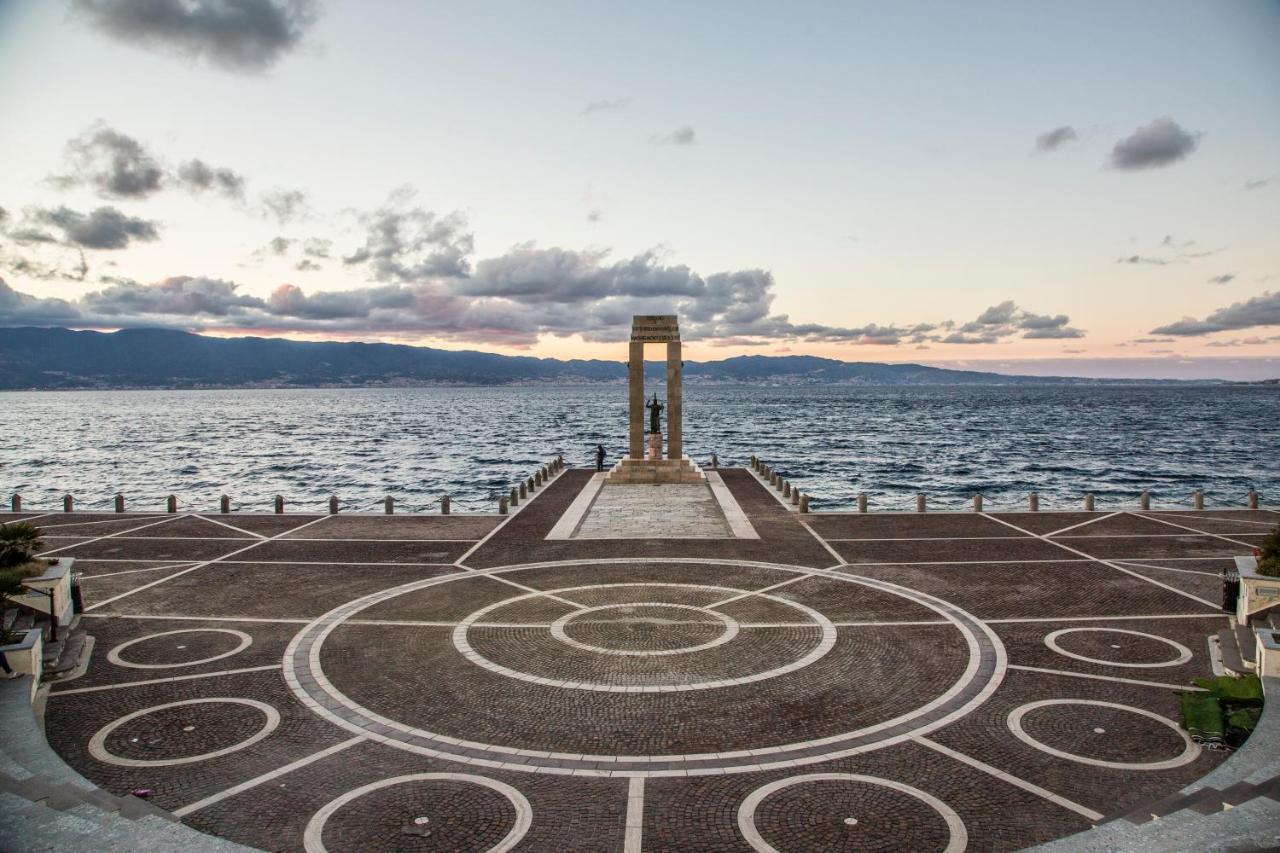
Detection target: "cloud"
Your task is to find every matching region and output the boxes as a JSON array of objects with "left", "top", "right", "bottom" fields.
[
  {"left": 586, "top": 208, "right": 603, "bottom": 224},
  {"left": 267, "top": 236, "right": 292, "bottom": 255},
  {"left": 653, "top": 125, "right": 696, "bottom": 146},
  {"left": 1244, "top": 177, "right": 1271, "bottom": 191},
  {"left": 0, "top": 278, "right": 84, "bottom": 323},
  {"left": 580, "top": 98, "right": 630, "bottom": 116},
  {"left": 258, "top": 188, "right": 308, "bottom": 224},
  {"left": 69, "top": 0, "right": 318, "bottom": 72},
  {"left": 81, "top": 275, "right": 268, "bottom": 317},
  {"left": 1151, "top": 291, "right": 1280, "bottom": 336},
  {"left": 34, "top": 205, "right": 160, "bottom": 249},
  {"left": 946, "top": 300, "right": 1084, "bottom": 342},
  {"left": 52, "top": 124, "right": 165, "bottom": 198},
  {"left": 1117, "top": 255, "right": 1174, "bottom": 266},
  {"left": 301, "top": 237, "right": 330, "bottom": 258},
  {"left": 176, "top": 159, "right": 246, "bottom": 199},
  {"left": 1207, "top": 274, "right": 1236, "bottom": 285},
  {"left": 343, "top": 199, "right": 473, "bottom": 280},
  {"left": 294, "top": 258, "right": 321, "bottom": 272},
  {"left": 1035, "top": 126, "right": 1078, "bottom": 151},
  {"left": 1108, "top": 117, "right": 1200, "bottom": 170}
]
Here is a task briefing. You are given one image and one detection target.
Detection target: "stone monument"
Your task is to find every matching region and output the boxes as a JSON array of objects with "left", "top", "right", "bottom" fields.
[{"left": 605, "top": 314, "right": 704, "bottom": 483}]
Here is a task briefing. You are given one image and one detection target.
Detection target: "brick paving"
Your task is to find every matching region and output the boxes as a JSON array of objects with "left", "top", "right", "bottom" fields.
[{"left": 9, "top": 472, "right": 1271, "bottom": 851}]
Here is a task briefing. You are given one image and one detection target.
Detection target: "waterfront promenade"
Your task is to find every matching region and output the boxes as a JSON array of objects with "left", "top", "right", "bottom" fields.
[{"left": 5, "top": 466, "right": 1272, "bottom": 851}]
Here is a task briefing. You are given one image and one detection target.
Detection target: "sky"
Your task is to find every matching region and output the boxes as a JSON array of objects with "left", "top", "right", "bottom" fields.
[{"left": 0, "top": 0, "right": 1278, "bottom": 379}]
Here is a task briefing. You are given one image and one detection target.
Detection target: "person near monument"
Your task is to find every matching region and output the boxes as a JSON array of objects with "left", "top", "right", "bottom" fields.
[
  {"left": 646, "top": 393, "right": 663, "bottom": 434},
  {"left": 595, "top": 443, "right": 606, "bottom": 472}
]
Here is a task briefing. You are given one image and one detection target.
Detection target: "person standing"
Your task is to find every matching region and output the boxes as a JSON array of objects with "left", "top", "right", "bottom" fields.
[{"left": 595, "top": 443, "right": 606, "bottom": 472}]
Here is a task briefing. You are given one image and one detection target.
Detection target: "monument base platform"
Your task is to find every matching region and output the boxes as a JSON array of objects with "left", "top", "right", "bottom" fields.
[{"left": 605, "top": 455, "right": 706, "bottom": 484}]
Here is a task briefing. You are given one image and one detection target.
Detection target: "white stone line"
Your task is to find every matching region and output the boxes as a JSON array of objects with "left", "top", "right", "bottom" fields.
[
  {"left": 81, "top": 612, "right": 313, "bottom": 623},
  {"left": 84, "top": 513, "right": 333, "bottom": 612},
  {"left": 832, "top": 619, "right": 950, "bottom": 627},
  {"left": 39, "top": 514, "right": 184, "bottom": 556},
  {"left": 43, "top": 535, "right": 254, "bottom": 542},
  {"left": 624, "top": 776, "right": 644, "bottom": 853},
  {"left": 2, "top": 512, "right": 52, "bottom": 525},
  {"left": 88, "top": 698, "right": 281, "bottom": 767},
  {"left": 1055, "top": 533, "right": 1261, "bottom": 540},
  {"left": 1044, "top": 627, "right": 1192, "bottom": 669},
  {"left": 32, "top": 514, "right": 166, "bottom": 530},
  {"left": 302, "top": 773, "right": 532, "bottom": 853},
  {"left": 985, "top": 613, "right": 1230, "bottom": 624},
  {"left": 706, "top": 471, "right": 760, "bottom": 539},
  {"left": 704, "top": 573, "right": 811, "bottom": 609},
  {"left": 280, "top": 537, "right": 484, "bottom": 543},
  {"left": 979, "top": 513, "right": 1220, "bottom": 610},
  {"left": 1006, "top": 699, "right": 1199, "bottom": 770},
  {"left": 190, "top": 513, "right": 269, "bottom": 539},
  {"left": 108, "top": 628, "right": 253, "bottom": 670},
  {"left": 51, "top": 664, "right": 282, "bottom": 695},
  {"left": 172, "top": 735, "right": 366, "bottom": 818},
  {"left": 1130, "top": 511, "right": 1257, "bottom": 548},
  {"left": 1111, "top": 559, "right": 1220, "bottom": 578},
  {"left": 1043, "top": 511, "right": 1122, "bottom": 538},
  {"left": 77, "top": 562, "right": 197, "bottom": 579},
  {"left": 1007, "top": 664, "right": 1207, "bottom": 692},
  {"left": 824, "top": 535, "right": 1038, "bottom": 542},
  {"left": 1148, "top": 512, "right": 1278, "bottom": 527},
  {"left": 737, "top": 772, "right": 968, "bottom": 853},
  {"left": 456, "top": 463, "right": 567, "bottom": 565},
  {"left": 914, "top": 736, "right": 1104, "bottom": 823},
  {"left": 545, "top": 472, "right": 605, "bottom": 540},
  {"left": 749, "top": 466, "right": 799, "bottom": 513},
  {"left": 796, "top": 520, "right": 847, "bottom": 567},
  {"left": 550, "top": 603, "right": 740, "bottom": 657},
  {"left": 483, "top": 574, "right": 587, "bottom": 609}
]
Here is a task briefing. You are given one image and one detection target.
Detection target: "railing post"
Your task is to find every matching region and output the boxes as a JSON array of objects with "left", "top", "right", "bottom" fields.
[
  {"left": 519, "top": 482, "right": 527, "bottom": 500},
  {"left": 166, "top": 495, "right": 177, "bottom": 513},
  {"left": 274, "top": 495, "right": 284, "bottom": 514},
  {"left": 499, "top": 496, "right": 509, "bottom": 515},
  {"left": 63, "top": 494, "right": 74, "bottom": 513},
  {"left": 9, "top": 494, "right": 19, "bottom": 513},
  {"left": 783, "top": 481, "right": 792, "bottom": 498},
  {"left": 973, "top": 494, "right": 983, "bottom": 512},
  {"left": 799, "top": 494, "right": 810, "bottom": 513},
  {"left": 385, "top": 496, "right": 394, "bottom": 514},
  {"left": 916, "top": 493, "right": 926, "bottom": 513},
  {"left": 114, "top": 493, "right": 125, "bottom": 513},
  {"left": 511, "top": 486, "right": 520, "bottom": 506},
  {"left": 220, "top": 495, "right": 230, "bottom": 513},
  {"left": 328, "top": 496, "right": 339, "bottom": 515},
  {"left": 441, "top": 495, "right": 451, "bottom": 515},
  {"left": 1084, "top": 493, "right": 1095, "bottom": 511},
  {"left": 791, "top": 487, "right": 800, "bottom": 506},
  {"left": 527, "top": 476, "right": 535, "bottom": 493},
  {"left": 858, "top": 493, "right": 868, "bottom": 513},
  {"left": 1028, "top": 492, "right": 1039, "bottom": 512},
  {"left": 1248, "top": 489, "right": 1259, "bottom": 510},
  {"left": 1193, "top": 490, "right": 1204, "bottom": 510},
  {"left": 1139, "top": 490, "right": 1150, "bottom": 510},
  {"left": 535, "top": 470, "right": 543, "bottom": 487}
]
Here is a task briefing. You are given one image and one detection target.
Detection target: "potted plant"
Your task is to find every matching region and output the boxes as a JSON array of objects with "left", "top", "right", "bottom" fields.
[{"left": 0, "top": 523, "right": 47, "bottom": 644}]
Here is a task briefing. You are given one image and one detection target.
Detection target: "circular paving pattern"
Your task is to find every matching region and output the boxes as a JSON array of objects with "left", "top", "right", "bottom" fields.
[
  {"left": 302, "top": 773, "right": 531, "bottom": 853},
  {"left": 1043, "top": 628, "right": 1192, "bottom": 669},
  {"left": 88, "top": 698, "right": 280, "bottom": 767},
  {"left": 284, "top": 558, "right": 1005, "bottom": 776},
  {"left": 737, "top": 773, "right": 967, "bottom": 853},
  {"left": 107, "top": 628, "right": 253, "bottom": 669},
  {"left": 1007, "top": 699, "right": 1199, "bottom": 770}
]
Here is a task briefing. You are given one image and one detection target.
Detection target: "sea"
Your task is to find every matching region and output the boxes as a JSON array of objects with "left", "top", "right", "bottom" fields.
[{"left": 1, "top": 385, "right": 1276, "bottom": 515}]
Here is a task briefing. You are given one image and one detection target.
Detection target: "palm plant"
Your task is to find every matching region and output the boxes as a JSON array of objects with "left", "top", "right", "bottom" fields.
[{"left": 0, "top": 522, "right": 42, "bottom": 569}]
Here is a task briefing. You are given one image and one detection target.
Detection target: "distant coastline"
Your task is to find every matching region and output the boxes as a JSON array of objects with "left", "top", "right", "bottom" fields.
[{"left": 0, "top": 326, "right": 1268, "bottom": 391}]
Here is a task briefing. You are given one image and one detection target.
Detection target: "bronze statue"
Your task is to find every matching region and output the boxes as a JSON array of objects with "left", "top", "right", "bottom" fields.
[{"left": 645, "top": 393, "right": 663, "bottom": 434}]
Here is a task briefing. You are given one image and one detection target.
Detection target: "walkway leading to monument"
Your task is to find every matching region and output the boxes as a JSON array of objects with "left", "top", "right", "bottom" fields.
[
  {"left": 546, "top": 471, "right": 759, "bottom": 540},
  {"left": 8, "top": 469, "right": 1273, "bottom": 852}
]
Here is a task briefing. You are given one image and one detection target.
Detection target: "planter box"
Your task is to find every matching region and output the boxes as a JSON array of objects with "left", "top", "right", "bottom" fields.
[
  {"left": 11, "top": 559, "right": 74, "bottom": 627},
  {"left": 0, "top": 628, "right": 44, "bottom": 701}
]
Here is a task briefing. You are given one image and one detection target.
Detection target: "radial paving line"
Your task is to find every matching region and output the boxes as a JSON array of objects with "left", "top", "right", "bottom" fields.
[
  {"left": 51, "top": 664, "right": 282, "bottom": 695},
  {"left": 1043, "top": 511, "right": 1122, "bottom": 538},
  {"left": 1130, "top": 511, "right": 1258, "bottom": 548},
  {"left": 1147, "top": 512, "right": 1278, "bottom": 527},
  {"left": 979, "top": 512, "right": 1221, "bottom": 609},
  {"left": 191, "top": 513, "right": 270, "bottom": 539},
  {"left": 797, "top": 519, "right": 847, "bottom": 566},
  {"left": 84, "top": 513, "right": 334, "bottom": 611},
  {"left": 1112, "top": 559, "right": 1220, "bottom": 577},
  {"left": 2, "top": 512, "right": 52, "bottom": 525},
  {"left": 913, "top": 736, "right": 1104, "bottom": 822},
  {"left": 985, "top": 612, "right": 1230, "bottom": 624},
  {"left": 704, "top": 573, "right": 812, "bottom": 609},
  {"left": 33, "top": 514, "right": 166, "bottom": 530},
  {"left": 39, "top": 513, "right": 186, "bottom": 556},
  {"left": 172, "top": 735, "right": 367, "bottom": 818},
  {"left": 82, "top": 612, "right": 313, "bottom": 624},
  {"left": 76, "top": 562, "right": 198, "bottom": 579},
  {"left": 454, "top": 465, "right": 566, "bottom": 565},
  {"left": 706, "top": 471, "right": 759, "bottom": 539},
  {"left": 624, "top": 776, "right": 644, "bottom": 852},
  {"left": 1006, "top": 664, "right": 1208, "bottom": 692}
]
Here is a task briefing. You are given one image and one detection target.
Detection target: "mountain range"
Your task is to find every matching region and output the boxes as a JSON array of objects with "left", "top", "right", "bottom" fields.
[{"left": 0, "top": 327, "right": 1211, "bottom": 390}]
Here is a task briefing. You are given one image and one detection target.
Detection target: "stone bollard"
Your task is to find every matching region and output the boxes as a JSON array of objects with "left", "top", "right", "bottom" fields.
[
  {"left": 510, "top": 486, "right": 519, "bottom": 506},
  {"left": 274, "top": 495, "right": 285, "bottom": 514},
  {"left": 1194, "top": 490, "right": 1204, "bottom": 510},
  {"left": 770, "top": 471, "right": 779, "bottom": 487},
  {"left": 858, "top": 493, "right": 868, "bottom": 513},
  {"left": 10, "top": 494, "right": 20, "bottom": 513},
  {"left": 711, "top": 454, "right": 719, "bottom": 469},
  {"left": 519, "top": 482, "right": 527, "bottom": 500},
  {"left": 750, "top": 455, "right": 757, "bottom": 470},
  {"left": 166, "top": 495, "right": 177, "bottom": 513},
  {"left": 973, "top": 494, "right": 983, "bottom": 512},
  {"left": 499, "top": 496, "right": 509, "bottom": 515},
  {"left": 534, "top": 471, "right": 543, "bottom": 487},
  {"left": 64, "top": 494, "right": 74, "bottom": 513},
  {"left": 783, "top": 481, "right": 792, "bottom": 498},
  {"left": 441, "top": 495, "right": 451, "bottom": 515},
  {"left": 329, "top": 496, "right": 339, "bottom": 515},
  {"left": 527, "top": 476, "right": 536, "bottom": 492},
  {"left": 114, "top": 493, "right": 125, "bottom": 513},
  {"left": 791, "top": 488, "right": 800, "bottom": 506},
  {"left": 1084, "top": 493, "right": 1095, "bottom": 511},
  {"left": 385, "top": 496, "right": 395, "bottom": 514},
  {"left": 1139, "top": 490, "right": 1150, "bottom": 510},
  {"left": 1248, "top": 489, "right": 1259, "bottom": 509},
  {"left": 1028, "top": 492, "right": 1039, "bottom": 512},
  {"left": 543, "top": 465, "right": 550, "bottom": 480},
  {"left": 917, "top": 494, "right": 926, "bottom": 513},
  {"left": 220, "top": 495, "right": 230, "bottom": 513},
  {"left": 799, "top": 494, "right": 810, "bottom": 513},
  {"left": 776, "top": 476, "right": 786, "bottom": 493}
]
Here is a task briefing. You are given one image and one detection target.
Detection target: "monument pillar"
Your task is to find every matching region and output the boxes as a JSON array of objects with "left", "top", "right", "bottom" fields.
[
  {"left": 666, "top": 340, "right": 682, "bottom": 459},
  {"left": 628, "top": 341, "right": 645, "bottom": 459}
]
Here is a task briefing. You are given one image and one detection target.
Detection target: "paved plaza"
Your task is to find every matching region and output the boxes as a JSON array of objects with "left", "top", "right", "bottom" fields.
[{"left": 7, "top": 467, "right": 1274, "bottom": 851}]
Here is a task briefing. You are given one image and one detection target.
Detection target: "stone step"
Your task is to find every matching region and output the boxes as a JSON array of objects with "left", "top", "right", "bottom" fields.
[
  {"left": 1236, "top": 624, "right": 1257, "bottom": 666},
  {"left": 1218, "top": 628, "right": 1250, "bottom": 675}
]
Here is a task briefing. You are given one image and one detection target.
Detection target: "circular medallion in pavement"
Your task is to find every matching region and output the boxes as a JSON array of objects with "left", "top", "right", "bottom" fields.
[
  {"left": 1043, "top": 628, "right": 1192, "bottom": 669},
  {"left": 738, "top": 773, "right": 966, "bottom": 853},
  {"left": 1007, "top": 699, "right": 1198, "bottom": 770},
  {"left": 107, "top": 628, "right": 252, "bottom": 669},
  {"left": 303, "top": 773, "right": 531, "bottom": 853},
  {"left": 88, "top": 698, "right": 280, "bottom": 767},
  {"left": 284, "top": 558, "right": 1005, "bottom": 777}
]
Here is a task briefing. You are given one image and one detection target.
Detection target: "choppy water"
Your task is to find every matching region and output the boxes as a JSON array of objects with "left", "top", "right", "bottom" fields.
[{"left": 0, "top": 385, "right": 1276, "bottom": 513}]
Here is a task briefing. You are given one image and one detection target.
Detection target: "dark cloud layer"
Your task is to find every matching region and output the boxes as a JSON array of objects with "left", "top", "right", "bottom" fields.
[
  {"left": 35, "top": 206, "right": 159, "bottom": 249},
  {"left": 1035, "top": 126, "right": 1078, "bottom": 151},
  {"left": 70, "top": 0, "right": 318, "bottom": 72},
  {"left": 52, "top": 124, "right": 165, "bottom": 198},
  {"left": 1109, "top": 117, "right": 1200, "bottom": 170},
  {"left": 1151, "top": 292, "right": 1280, "bottom": 336},
  {"left": 177, "top": 159, "right": 246, "bottom": 199}
]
